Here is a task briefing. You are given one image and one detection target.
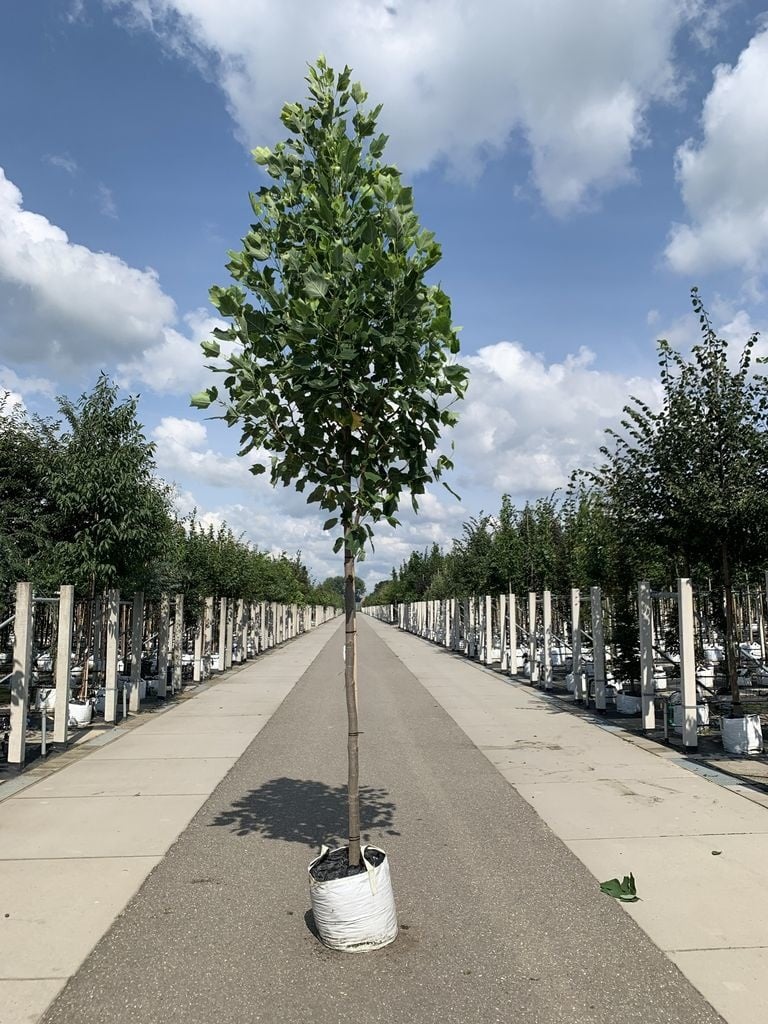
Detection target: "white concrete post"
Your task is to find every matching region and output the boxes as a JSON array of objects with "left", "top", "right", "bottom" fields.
[
  {"left": 53, "top": 584, "right": 74, "bottom": 745},
  {"left": 104, "top": 589, "right": 120, "bottom": 724},
  {"left": 157, "top": 592, "right": 170, "bottom": 698},
  {"left": 259, "top": 600, "right": 266, "bottom": 652},
  {"left": 129, "top": 591, "right": 144, "bottom": 713},
  {"left": 528, "top": 592, "right": 537, "bottom": 683},
  {"left": 484, "top": 594, "right": 493, "bottom": 664},
  {"left": 172, "top": 593, "right": 184, "bottom": 693},
  {"left": 193, "top": 605, "right": 204, "bottom": 682},
  {"left": 203, "top": 596, "right": 214, "bottom": 679},
  {"left": 509, "top": 591, "right": 519, "bottom": 675},
  {"left": 638, "top": 581, "right": 655, "bottom": 730},
  {"left": 218, "top": 597, "right": 227, "bottom": 669},
  {"left": 543, "top": 589, "right": 553, "bottom": 690},
  {"left": 499, "top": 592, "right": 508, "bottom": 672},
  {"left": 591, "top": 586, "right": 606, "bottom": 711},
  {"left": 8, "top": 582, "right": 33, "bottom": 768},
  {"left": 571, "top": 587, "right": 584, "bottom": 702},
  {"left": 678, "top": 577, "right": 698, "bottom": 751}
]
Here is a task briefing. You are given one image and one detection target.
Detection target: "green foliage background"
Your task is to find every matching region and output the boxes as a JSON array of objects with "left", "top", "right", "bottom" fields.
[{"left": 0, "top": 377, "right": 340, "bottom": 611}]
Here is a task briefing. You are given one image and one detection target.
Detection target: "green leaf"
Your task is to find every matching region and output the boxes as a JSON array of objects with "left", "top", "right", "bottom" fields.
[
  {"left": 599, "top": 874, "right": 638, "bottom": 902},
  {"left": 303, "top": 271, "right": 329, "bottom": 300},
  {"left": 252, "top": 146, "right": 272, "bottom": 165},
  {"left": 200, "top": 339, "right": 221, "bottom": 358},
  {"left": 322, "top": 517, "right": 339, "bottom": 531},
  {"left": 190, "top": 389, "right": 214, "bottom": 410},
  {"left": 350, "top": 81, "right": 367, "bottom": 104}
]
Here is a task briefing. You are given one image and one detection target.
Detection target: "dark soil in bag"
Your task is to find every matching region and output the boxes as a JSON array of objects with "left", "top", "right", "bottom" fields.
[{"left": 310, "top": 846, "right": 385, "bottom": 882}]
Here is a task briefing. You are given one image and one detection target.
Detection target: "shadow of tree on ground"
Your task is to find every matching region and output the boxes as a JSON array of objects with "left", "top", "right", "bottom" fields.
[{"left": 210, "top": 777, "right": 399, "bottom": 846}]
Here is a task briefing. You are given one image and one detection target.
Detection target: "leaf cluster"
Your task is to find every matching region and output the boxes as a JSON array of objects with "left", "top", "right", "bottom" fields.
[{"left": 195, "top": 57, "right": 468, "bottom": 556}]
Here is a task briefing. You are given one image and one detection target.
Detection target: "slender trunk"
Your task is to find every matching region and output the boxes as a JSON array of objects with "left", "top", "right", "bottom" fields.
[
  {"left": 722, "top": 541, "right": 741, "bottom": 713},
  {"left": 344, "top": 527, "right": 361, "bottom": 868}
]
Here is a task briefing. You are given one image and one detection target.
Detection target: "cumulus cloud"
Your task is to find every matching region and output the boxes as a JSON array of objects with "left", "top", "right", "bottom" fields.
[
  {"left": 146, "top": 339, "right": 665, "bottom": 584},
  {"left": 117, "top": 309, "right": 225, "bottom": 394},
  {"left": 152, "top": 416, "right": 253, "bottom": 489},
  {"left": 0, "top": 167, "right": 176, "bottom": 367},
  {"left": 452, "top": 341, "right": 660, "bottom": 498},
  {"left": 666, "top": 27, "right": 768, "bottom": 274},
  {"left": 105, "top": 0, "right": 717, "bottom": 214}
]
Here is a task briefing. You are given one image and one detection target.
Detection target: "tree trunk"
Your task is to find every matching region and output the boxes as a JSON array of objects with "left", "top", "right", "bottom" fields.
[
  {"left": 721, "top": 542, "right": 741, "bottom": 713},
  {"left": 79, "top": 574, "right": 97, "bottom": 700},
  {"left": 344, "top": 530, "right": 361, "bottom": 868}
]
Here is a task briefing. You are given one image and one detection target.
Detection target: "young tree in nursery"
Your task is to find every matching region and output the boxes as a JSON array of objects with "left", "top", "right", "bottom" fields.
[
  {"left": 596, "top": 288, "right": 768, "bottom": 710},
  {"left": 46, "top": 374, "right": 172, "bottom": 597},
  {"left": 192, "top": 58, "right": 468, "bottom": 867}
]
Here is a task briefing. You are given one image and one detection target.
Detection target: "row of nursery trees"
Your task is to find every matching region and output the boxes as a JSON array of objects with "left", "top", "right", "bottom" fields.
[
  {"left": 0, "top": 375, "right": 344, "bottom": 612},
  {"left": 365, "top": 289, "right": 768, "bottom": 711}
]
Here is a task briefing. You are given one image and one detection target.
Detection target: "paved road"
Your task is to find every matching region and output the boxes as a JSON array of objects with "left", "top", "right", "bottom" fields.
[{"left": 42, "top": 619, "right": 722, "bottom": 1024}]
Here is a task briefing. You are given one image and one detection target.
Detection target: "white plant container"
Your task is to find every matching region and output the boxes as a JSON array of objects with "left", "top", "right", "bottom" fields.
[
  {"left": 672, "top": 703, "right": 710, "bottom": 734},
  {"left": 616, "top": 694, "right": 642, "bottom": 715},
  {"left": 308, "top": 845, "right": 397, "bottom": 952},
  {"left": 721, "top": 715, "right": 763, "bottom": 755},
  {"left": 68, "top": 701, "right": 93, "bottom": 728}
]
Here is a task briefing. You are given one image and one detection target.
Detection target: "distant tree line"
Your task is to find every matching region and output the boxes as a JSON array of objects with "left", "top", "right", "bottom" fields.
[
  {"left": 364, "top": 290, "right": 768, "bottom": 700},
  {"left": 0, "top": 374, "right": 342, "bottom": 610}
]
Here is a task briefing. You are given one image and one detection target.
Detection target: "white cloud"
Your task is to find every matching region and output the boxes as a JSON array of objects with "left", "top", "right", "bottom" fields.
[
  {"left": 0, "top": 365, "right": 55, "bottom": 400},
  {"left": 0, "top": 167, "right": 176, "bottom": 367},
  {"left": 106, "top": 0, "right": 718, "bottom": 214},
  {"left": 452, "top": 341, "right": 660, "bottom": 497},
  {"left": 97, "top": 183, "right": 118, "bottom": 218},
  {"left": 44, "top": 153, "right": 78, "bottom": 175},
  {"left": 666, "top": 27, "right": 768, "bottom": 274},
  {"left": 152, "top": 416, "right": 253, "bottom": 488}
]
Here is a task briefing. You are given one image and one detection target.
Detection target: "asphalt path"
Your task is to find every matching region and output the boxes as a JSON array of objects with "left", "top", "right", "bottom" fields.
[{"left": 42, "top": 618, "right": 723, "bottom": 1024}]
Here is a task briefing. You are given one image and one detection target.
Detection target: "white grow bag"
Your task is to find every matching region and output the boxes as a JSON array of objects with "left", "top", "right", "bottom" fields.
[
  {"left": 672, "top": 703, "right": 710, "bottom": 734},
  {"left": 68, "top": 701, "right": 93, "bottom": 728},
  {"left": 308, "top": 845, "right": 397, "bottom": 953},
  {"left": 616, "top": 694, "right": 642, "bottom": 715},
  {"left": 721, "top": 715, "right": 763, "bottom": 755}
]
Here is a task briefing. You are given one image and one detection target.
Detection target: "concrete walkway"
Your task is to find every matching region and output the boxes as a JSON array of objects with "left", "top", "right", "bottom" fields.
[
  {"left": 375, "top": 619, "right": 768, "bottom": 1024},
  {"left": 0, "top": 619, "right": 339, "bottom": 1024},
  {"left": 31, "top": 619, "right": 726, "bottom": 1024}
]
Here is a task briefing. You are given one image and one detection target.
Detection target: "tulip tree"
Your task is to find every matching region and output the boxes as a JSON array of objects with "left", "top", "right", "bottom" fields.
[{"left": 192, "top": 58, "right": 468, "bottom": 867}]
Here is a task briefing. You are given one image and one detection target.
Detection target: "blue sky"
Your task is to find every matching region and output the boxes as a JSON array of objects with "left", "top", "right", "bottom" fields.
[{"left": 2, "top": 0, "right": 767, "bottom": 585}]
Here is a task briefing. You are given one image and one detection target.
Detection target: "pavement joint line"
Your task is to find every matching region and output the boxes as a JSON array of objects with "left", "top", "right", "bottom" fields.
[
  {"left": 667, "top": 945, "right": 768, "bottom": 953},
  {"left": 0, "top": 854, "right": 166, "bottom": 861},
  {"left": 14, "top": 792, "right": 227, "bottom": 799},
  {"left": 565, "top": 830, "right": 768, "bottom": 841},
  {"left": 399, "top": 633, "right": 768, "bottom": 812},
  {"left": 0, "top": 633, "right": 326, "bottom": 806}
]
